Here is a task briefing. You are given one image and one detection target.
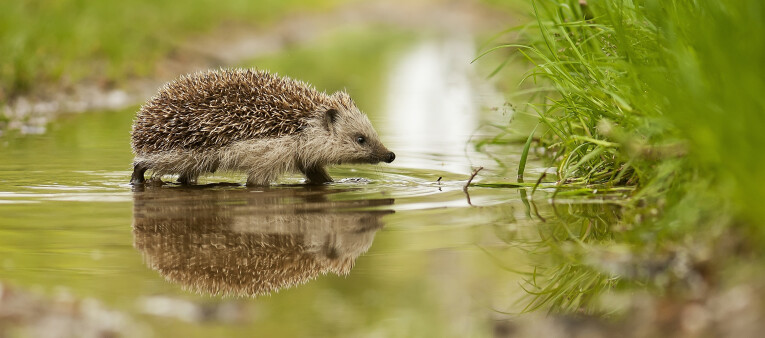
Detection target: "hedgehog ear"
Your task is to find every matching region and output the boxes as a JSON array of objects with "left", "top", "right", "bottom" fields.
[{"left": 324, "top": 108, "right": 339, "bottom": 132}]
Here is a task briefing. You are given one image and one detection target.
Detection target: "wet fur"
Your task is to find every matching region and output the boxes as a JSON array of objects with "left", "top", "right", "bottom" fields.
[{"left": 131, "top": 69, "right": 392, "bottom": 185}]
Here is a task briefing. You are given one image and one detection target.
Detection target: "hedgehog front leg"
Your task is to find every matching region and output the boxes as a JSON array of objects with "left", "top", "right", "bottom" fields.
[
  {"left": 301, "top": 166, "right": 333, "bottom": 185},
  {"left": 177, "top": 174, "right": 197, "bottom": 185}
]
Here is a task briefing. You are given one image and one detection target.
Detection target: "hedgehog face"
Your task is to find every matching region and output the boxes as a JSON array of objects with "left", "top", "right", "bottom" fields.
[
  {"left": 323, "top": 104, "right": 395, "bottom": 165},
  {"left": 298, "top": 92, "right": 395, "bottom": 167}
]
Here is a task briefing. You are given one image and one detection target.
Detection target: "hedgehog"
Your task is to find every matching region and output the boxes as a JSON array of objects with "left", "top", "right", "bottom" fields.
[{"left": 130, "top": 68, "right": 395, "bottom": 186}]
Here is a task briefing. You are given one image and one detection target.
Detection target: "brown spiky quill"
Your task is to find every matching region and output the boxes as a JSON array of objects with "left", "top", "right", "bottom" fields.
[{"left": 131, "top": 69, "right": 339, "bottom": 154}]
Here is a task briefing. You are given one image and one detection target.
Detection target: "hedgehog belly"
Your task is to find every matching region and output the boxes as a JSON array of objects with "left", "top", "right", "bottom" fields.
[
  {"left": 221, "top": 137, "right": 303, "bottom": 185},
  {"left": 131, "top": 136, "right": 304, "bottom": 185}
]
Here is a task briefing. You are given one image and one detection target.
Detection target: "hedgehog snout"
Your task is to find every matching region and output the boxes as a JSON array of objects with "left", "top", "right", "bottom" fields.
[{"left": 384, "top": 152, "right": 396, "bottom": 163}]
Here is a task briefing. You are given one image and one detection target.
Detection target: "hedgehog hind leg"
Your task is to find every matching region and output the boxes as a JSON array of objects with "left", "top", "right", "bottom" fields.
[
  {"left": 245, "top": 170, "right": 275, "bottom": 186},
  {"left": 244, "top": 165, "right": 282, "bottom": 186},
  {"left": 130, "top": 162, "right": 148, "bottom": 185},
  {"left": 301, "top": 166, "right": 333, "bottom": 185}
]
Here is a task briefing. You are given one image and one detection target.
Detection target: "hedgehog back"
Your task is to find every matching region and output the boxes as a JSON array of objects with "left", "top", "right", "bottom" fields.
[{"left": 131, "top": 69, "right": 332, "bottom": 154}]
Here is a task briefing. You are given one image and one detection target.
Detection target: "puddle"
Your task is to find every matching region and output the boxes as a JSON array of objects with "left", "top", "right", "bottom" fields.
[{"left": 0, "top": 31, "right": 599, "bottom": 336}]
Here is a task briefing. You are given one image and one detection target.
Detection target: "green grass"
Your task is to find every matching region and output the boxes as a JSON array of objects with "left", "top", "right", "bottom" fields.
[
  {"left": 481, "top": 0, "right": 765, "bottom": 312},
  {"left": 0, "top": 0, "right": 341, "bottom": 101}
]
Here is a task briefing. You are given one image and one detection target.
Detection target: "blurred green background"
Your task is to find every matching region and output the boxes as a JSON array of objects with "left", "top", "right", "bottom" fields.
[{"left": 2, "top": 0, "right": 765, "bottom": 337}]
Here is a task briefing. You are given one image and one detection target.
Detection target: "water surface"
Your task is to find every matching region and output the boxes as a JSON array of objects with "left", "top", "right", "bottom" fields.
[{"left": 0, "top": 30, "right": 588, "bottom": 337}]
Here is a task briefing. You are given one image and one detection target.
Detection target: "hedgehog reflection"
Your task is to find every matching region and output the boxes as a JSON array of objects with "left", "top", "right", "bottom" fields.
[{"left": 132, "top": 186, "right": 393, "bottom": 297}]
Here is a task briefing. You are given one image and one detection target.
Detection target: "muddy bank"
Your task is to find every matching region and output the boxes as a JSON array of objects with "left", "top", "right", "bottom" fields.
[
  {"left": 0, "top": 281, "right": 145, "bottom": 337},
  {"left": 0, "top": 0, "right": 514, "bottom": 136},
  {"left": 495, "top": 283, "right": 765, "bottom": 338}
]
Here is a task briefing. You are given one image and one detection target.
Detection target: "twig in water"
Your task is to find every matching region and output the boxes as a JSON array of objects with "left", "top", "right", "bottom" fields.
[
  {"left": 463, "top": 167, "right": 484, "bottom": 193},
  {"left": 531, "top": 171, "right": 548, "bottom": 195},
  {"left": 437, "top": 176, "right": 442, "bottom": 184},
  {"left": 463, "top": 167, "right": 484, "bottom": 206}
]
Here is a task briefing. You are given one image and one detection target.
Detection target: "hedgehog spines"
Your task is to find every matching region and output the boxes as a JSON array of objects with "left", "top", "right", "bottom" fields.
[{"left": 131, "top": 68, "right": 335, "bottom": 155}]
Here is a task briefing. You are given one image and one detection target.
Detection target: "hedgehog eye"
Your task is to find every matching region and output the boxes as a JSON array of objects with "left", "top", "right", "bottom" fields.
[{"left": 356, "top": 136, "right": 366, "bottom": 145}]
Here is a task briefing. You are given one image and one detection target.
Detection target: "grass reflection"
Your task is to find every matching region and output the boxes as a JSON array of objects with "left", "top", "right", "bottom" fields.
[{"left": 516, "top": 195, "right": 621, "bottom": 314}]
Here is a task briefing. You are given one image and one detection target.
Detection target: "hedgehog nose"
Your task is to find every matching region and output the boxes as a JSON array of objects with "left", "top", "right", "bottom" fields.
[{"left": 385, "top": 152, "right": 396, "bottom": 163}]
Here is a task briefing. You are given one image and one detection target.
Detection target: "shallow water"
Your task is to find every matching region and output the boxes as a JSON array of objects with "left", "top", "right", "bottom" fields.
[{"left": 0, "top": 32, "right": 606, "bottom": 336}]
